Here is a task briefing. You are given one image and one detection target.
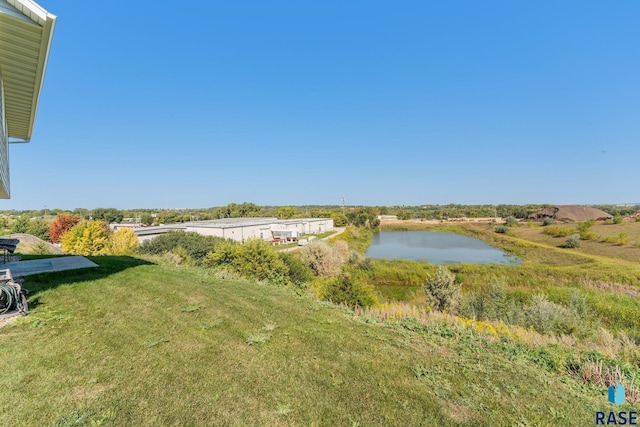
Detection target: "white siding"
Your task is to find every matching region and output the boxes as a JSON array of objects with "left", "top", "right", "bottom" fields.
[{"left": 0, "top": 72, "right": 9, "bottom": 198}]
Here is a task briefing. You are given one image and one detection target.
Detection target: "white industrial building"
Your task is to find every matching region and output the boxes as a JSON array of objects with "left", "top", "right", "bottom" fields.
[
  {"left": 134, "top": 217, "right": 334, "bottom": 244},
  {"left": 0, "top": 0, "right": 56, "bottom": 198}
]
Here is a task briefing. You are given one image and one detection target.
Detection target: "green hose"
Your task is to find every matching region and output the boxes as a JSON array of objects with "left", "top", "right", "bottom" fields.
[{"left": 0, "top": 283, "right": 18, "bottom": 314}]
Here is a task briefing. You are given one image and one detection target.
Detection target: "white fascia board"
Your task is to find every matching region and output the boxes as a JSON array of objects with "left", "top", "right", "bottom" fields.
[
  {"left": 3, "top": 0, "right": 48, "bottom": 25},
  {"left": 25, "top": 8, "right": 56, "bottom": 142}
]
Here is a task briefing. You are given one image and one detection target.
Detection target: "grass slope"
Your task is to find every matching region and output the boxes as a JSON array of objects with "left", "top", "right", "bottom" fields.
[{"left": 0, "top": 257, "right": 620, "bottom": 426}]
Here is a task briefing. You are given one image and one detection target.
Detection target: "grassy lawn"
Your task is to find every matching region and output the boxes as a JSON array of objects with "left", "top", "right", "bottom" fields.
[{"left": 0, "top": 256, "right": 619, "bottom": 426}]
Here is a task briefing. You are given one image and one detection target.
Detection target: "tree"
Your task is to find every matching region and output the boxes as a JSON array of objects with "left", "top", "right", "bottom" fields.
[
  {"left": 48, "top": 214, "right": 81, "bottom": 243},
  {"left": 91, "top": 208, "right": 124, "bottom": 224},
  {"left": 26, "top": 219, "right": 50, "bottom": 241},
  {"left": 277, "top": 206, "right": 296, "bottom": 219},
  {"left": 11, "top": 217, "right": 30, "bottom": 233},
  {"left": 61, "top": 220, "right": 110, "bottom": 255},
  {"left": 140, "top": 213, "right": 154, "bottom": 226},
  {"left": 72, "top": 208, "right": 91, "bottom": 220},
  {"left": 110, "top": 228, "right": 139, "bottom": 255},
  {"left": 331, "top": 212, "right": 348, "bottom": 227}
]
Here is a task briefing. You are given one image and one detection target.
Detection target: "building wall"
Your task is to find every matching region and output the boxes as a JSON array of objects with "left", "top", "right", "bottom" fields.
[
  {"left": 0, "top": 72, "right": 9, "bottom": 198},
  {"left": 186, "top": 224, "right": 272, "bottom": 242},
  {"left": 135, "top": 218, "right": 334, "bottom": 244}
]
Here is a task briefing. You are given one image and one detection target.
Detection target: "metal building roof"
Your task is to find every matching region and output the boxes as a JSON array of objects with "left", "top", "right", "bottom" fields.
[{"left": 0, "top": 0, "right": 56, "bottom": 142}]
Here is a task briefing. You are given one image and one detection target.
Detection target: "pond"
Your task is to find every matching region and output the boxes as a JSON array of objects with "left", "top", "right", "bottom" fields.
[{"left": 365, "top": 231, "right": 520, "bottom": 265}]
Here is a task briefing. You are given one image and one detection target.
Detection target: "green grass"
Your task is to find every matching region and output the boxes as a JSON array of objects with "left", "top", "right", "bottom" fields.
[{"left": 0, "top": 256, "right": 622, "bottom": 426}]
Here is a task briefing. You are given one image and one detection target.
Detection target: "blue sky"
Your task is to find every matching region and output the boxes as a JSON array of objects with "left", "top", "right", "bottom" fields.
[{"left": 5, "top": 1, "right": 639, "bottom": 210}]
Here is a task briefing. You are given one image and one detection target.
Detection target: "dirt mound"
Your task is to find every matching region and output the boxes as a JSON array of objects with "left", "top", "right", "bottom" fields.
[
  {"left": 1, "top": 233, "right": 64, "bottom": 255},
  {"left": 528, "top": 206, "right": 612, "bottom": 222}
]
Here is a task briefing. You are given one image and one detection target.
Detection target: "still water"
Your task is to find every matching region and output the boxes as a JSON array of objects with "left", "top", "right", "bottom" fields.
[{"left": 365, "top": 231, "right": 520, "bottom": 265}]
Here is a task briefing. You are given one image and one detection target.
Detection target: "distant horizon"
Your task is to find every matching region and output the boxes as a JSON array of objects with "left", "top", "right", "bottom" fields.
[{"left": 0, "top": 201, "right": 638, "bottom": 213}]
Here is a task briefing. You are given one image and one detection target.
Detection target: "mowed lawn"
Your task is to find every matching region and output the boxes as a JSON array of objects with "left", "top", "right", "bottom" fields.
[{"left": 0, "top": 257, "right": 611, "bottom": 426}]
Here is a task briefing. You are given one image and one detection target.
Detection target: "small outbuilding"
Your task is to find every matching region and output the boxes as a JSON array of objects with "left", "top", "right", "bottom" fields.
[{"left": 528, "top": 205, "right": 613, "bottom": 222}]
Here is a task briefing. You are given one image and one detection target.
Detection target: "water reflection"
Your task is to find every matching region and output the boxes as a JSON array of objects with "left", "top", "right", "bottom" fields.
[{"left": 365, "top": 231, "right": 520, "bottom": 265}]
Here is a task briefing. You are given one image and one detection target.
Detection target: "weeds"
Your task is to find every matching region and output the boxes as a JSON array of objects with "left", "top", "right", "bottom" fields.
[{"left": 246, "top": 332, "right": 271, "bottom": 345}]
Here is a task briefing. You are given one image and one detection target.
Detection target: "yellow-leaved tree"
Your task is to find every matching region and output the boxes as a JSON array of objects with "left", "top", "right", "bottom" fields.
[
  {"left": 60, "top": 220, "right": 110, "bottom": 255},
  {"left": 109, "top": 228, "right": 139, "bottom": 255}
]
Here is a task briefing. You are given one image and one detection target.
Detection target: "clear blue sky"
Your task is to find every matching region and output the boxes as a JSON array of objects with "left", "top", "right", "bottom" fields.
[{"left": 5, "top": 1, "right": 639, "bottom": 210}]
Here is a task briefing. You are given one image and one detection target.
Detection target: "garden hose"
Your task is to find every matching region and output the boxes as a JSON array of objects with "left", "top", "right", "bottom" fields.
[{"left": 0, "top": 283, "right": 18, "bottom": 314}]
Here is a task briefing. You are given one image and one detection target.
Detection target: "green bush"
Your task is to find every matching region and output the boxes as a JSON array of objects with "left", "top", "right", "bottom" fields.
[
  {"left": 613, "top": 215, "right": 623, "bottom": 224},
  {"left": 524, "top": 294, "right": 582, "bottom": 335},
  {"left": 542, "top": 217, "right": 554, "bottom": 226},
  {"left": 494, "top": 226, "right": 508, "bottom": 234},
  {"left": 279, "top": 252, "right": 314, "bottom": 288},
  {"left": 460, "top": 278, "right": 521, "bottom": 324},
  {"left": 423, "top": 266, "right": 459, "bottom": 312},
  {"left": 140, "top": 231, "right": 226, "bottom": 264},
  {"left": 505, "top": 216, "right": 518, "bottom": 227},
  {"left": 204, "top": 239, "right": 289, "bottom": 284},
  {"left": 564, "top": 234, "right": 581, "bottom": 248},
  {"left": 576, "top": 220, "right": 595, "bottom": 239},
  {"left": 315, "top": 271, "right": 378, "bottom": 308}
]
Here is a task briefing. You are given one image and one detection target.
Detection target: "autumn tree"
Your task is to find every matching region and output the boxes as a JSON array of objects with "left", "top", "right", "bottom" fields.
[
  {"left": 61, "top": 220, "right": 110, "bottom": 255},
  {"left": 48, "top": 214, "right": 81, "bottom": 243},
  {"left": 109, "top": 228, "right": 139, "bottom": 255}
]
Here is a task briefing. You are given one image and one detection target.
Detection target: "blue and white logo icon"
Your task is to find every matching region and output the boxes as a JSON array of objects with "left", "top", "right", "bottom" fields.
[{"left": 608, "top": 382, "right": 625, "bottom": 406}]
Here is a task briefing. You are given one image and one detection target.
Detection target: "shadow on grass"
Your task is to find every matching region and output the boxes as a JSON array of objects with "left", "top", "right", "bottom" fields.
[{"left": 20, "top": 255, "right": 154, "bottom": 297}]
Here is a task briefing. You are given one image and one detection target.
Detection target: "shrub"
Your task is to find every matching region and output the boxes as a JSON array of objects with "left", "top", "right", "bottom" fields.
[
  {"left": 61, "top": 220, "right": 110, "bottom": 255},
  {"left": 523, "top": 294, "right": 582, "bottom": 335},
  {"left": 204, "top": 239, "right": 289, "bottom": 284},
  {"left": 564, "top": 234, "right": 581, "bottom": 248},
  {"left": 542, "top": 217, "right": 554, "bottom": 226},
  {"left": 334, "top": 240, "right": 350, "bottom": 263},
  {"left": 494, "top": 226, "right": 508, "bottom": 234},
  {"left": 616, "top": 233, "right": 630, "bottom": 245},
  {"left": 31, "top": 241, "right": 52, "bottom": 255},
  {"left": 505, "top": 216, "right": 518, "bottom": 227},
  {"left": 460, "top": 278, "right": 521, "bottom": 324},
  {"left": 279, "top": 253, "right": 314, "bottom": 289},
  {"left": 423, "top": 266, "right": 459, "bottom": 312},
  {"left": 576, "top": 220, "right": 595, "bottom": 239},
  {"left": 315, "top": 271, "right": 378, "bottom": 308},
  {"left": 613, "top": 215, "right": 623, "bottom": 224},
  {"left": 110, "top": 228, "right": 139, "bottom": 255},
  {"left": 140, "top": 231, "right": 225, "bottom": 264},
  {"left": 543, "top": 226, "right": 575, "bottom": 237},
  {"left": 299, "top": 241, "right": 345, "bottom": 277}
]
